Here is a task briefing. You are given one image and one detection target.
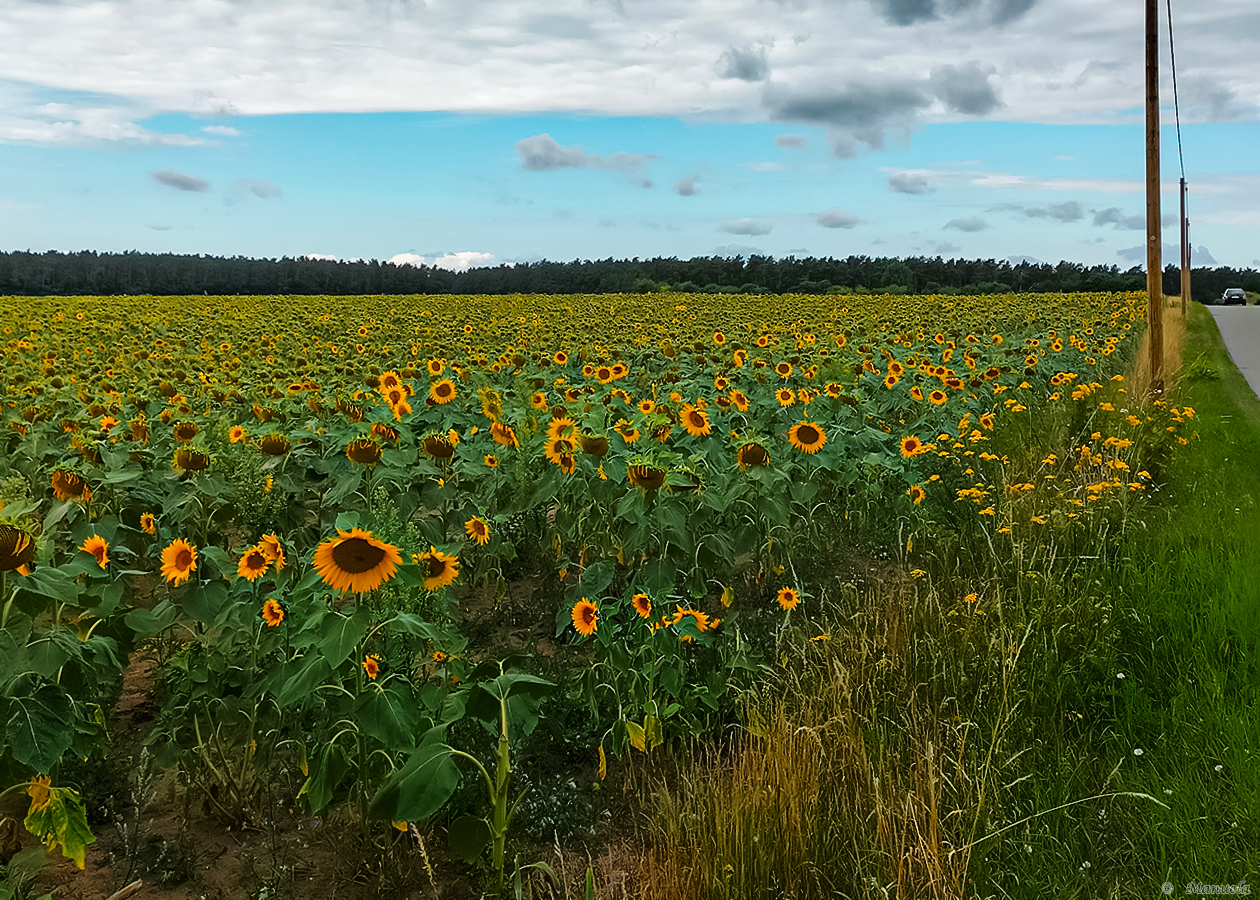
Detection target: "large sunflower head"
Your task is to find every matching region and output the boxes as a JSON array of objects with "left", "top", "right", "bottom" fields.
[
  {"left": 631, "top": 592, "right": 652, "bottom": 619},
  {"left": 614, "top": 419, "right": 640, "bottom": 444},
  {"left": 776, "top": 587, "right": 800, "bottom": 610},
  {"left": 490, "top": 422, "right": 519, "bottom": 448},
  {"left": 259, "top": 533, "right": 286, "bottom": 570},
  {"left": 237, "top": 544, "right": 271, "bottom": 582},
  {"left": 140, "top": 513, "right": 157, "bottom": 535},
  {"left": 464, "top": 516, "right": 490, "bottom": 546},
  {"left": 571, "top": 598, "right": 598, "bottom": 637},
  {"left": 79, "top": 534, "right": 109, "bottom": 569},
  {"left": 737, "top": 441, "right": 770, "bottom": 470},
  {"left": 51, "top": 468, "right": 92, "bottom": 504},
  {"left": 627, "top": 464, "right": 667, "bottom": 491},
  {"left": 907, "top": 484, "right": 926, "bottom": 505},
  {"left": 547, "top": 417, "right": 576, "bottom": 441},
  {"left": 173, "top": 447, "right": 211, "bottom": 474},
  {"left": 0, "top": 523, "right": 37, "bottom": 573},
  {"left": 429, "top": 379, "right": 457, "bottom": 405},
  {"left": 259, "top": 433, "right": 291, "bottom": 456},
  {"left": 313, "top": 528, "right": 402, "bottom": 593},
  {"left": 578, "top": 433, "right": 610, "bottom": 457},
  {"left": 346, "top": 438, "right": 383, "bottom": 466},
  {"left": 788, "top": 421, "right": 827, "bottom": 454},
  {"left": 172, "top": 421, "right": 200, "bottom": 443},
  {"left": 775, "top": 388, "right": 796, "bottom": 407},
  {"left": 261, "top": 598, "right": 286, "bottom": 627},
  {"left": 412, "top": 546, "right": 460, "bottom": 591},
  {"left": 899, "top": 435, "right": 924, "bottom": 458},
  {"left": 160, "top": 538, "right": 198, "bottom": 586},
  {"left": 680, "top": 404, "right": 712, "bottom": 437},
  {"left": 421, "top": 434, "right": 455, "bottom": 459}
]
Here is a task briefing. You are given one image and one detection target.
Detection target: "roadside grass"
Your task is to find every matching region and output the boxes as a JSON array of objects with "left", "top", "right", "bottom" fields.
[{"left": 639, "top": 302, "right": 1258, "bottom": 898}]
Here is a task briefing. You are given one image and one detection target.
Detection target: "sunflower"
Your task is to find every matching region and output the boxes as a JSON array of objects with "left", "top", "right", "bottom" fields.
[
  {"left": 160, "top": 538, "right": 198, "bottom": 586},
  {"left": 680, "top": 404, "right": 712, "bottom": 437},
  {"left": 530, "top": 391, "right": 548, "bottom": 410},
  {"left": 259, "top": 534, "right": 286, "bottom": 570},
  {"left": 0, "top": 523, "right": 37, "bottom": 573},
  {"left": 490, "top": 422, "right": 518, "bottom": 448},
  {"left": 627, "top": 464, "right": 667, "bottom": 491},
  {"left": 651, "top": 424, "right": 671, "bottom": 443},
  {"left": 928, "top": 389, "right": 948, "bottom": 406},
  {"left": 788, "top": 421, "right": 827, "bottom": 454},
  {"left": 173, "top": 447, "right": 211, "bottom": 473},
  {"left": 412, "top": 546, "right": 459, "bottom": 591},
  {"left": 172, "top": 421, "right": 200, "bottom": 443},
  {"left": 979, "top": 413, "right": 995, "bottom": 430},
  {"left": 713, "top": 331, "right": 726, "bottom": 345},
  {"left": 611, "top": 362, "right": 629, "bottom": 378},
  {"left": 775, "top": 388, "right": 796, "bottom": 407},
  {"left": 140, "top": 513, "right": 157, "bottom": 535},
  {"left": 237, "top": 545, "right": 271, "bottom": 582},
  {"left": 638, "top": 399, "right": 656, "bottom": 415},
  {"left": 545, "top": 435, "right": 578, "bottom": 464},
  {"left": 776, "top": 588, "right": 801, "bottom": 610},
  {"left": 429, "top": 379, "right": 457, "bottom": 405},
  {"left": 899, "top": 435, "right": 924, "bottom": 458},
  {"left": 313, "top": 528, "right": 402, "bottom": 593},
  {"left": 553, "top": 351, "right": 569, "bottom": 366},
  {"left": 346, "top": 438, "right": 382, "bottom": 465},
  {"left": 465, "top": 516, "right": 490, "bottom": 546},
  {"left": 51, "top": 469, "right": 92, "bottom": 504},
  {"left": 730, "top": 390, "right": 750, "bottom": 412},
  {"left": 556, "top": 453, "right": 577, "bottom": 475},
  {"left": 571, "top": 598, "right": 598, "bottom": 637},
  {"left": 907, "top": 484, "right": 926, "bottom": 505},
  {"left": 79, "top": 535, "right": 109, "bottom": 569},
  {"left": 631, "top": 592, "right": 652, "bottom": 618},
  {"left": 363, "top": 654, "right": 382, "bottom": 680},
  {"left": 578, "top": 433, "right": 610, "bottom": 457},
  {"left": 733, "top": 349, "right": 748, "bottom": 366},
  {"left": 261, "top": 598, "right": 286, "bottom": 626},
  {"left": 421, "top": 435, "right": 454, "bottom": 459},
  {"left": 594, "top": 365, "right": 614, "bottom": 384},
  {"left": 259, "top": 433, "right": 291, "bottom": 456},
  {"left": 775, "top": 361, "right": 793, "bottom": 379},
  {"left": 614, "top": 420, "right": 640, "bottom": 444},
  {"left": 547, "top": 417, "right": 576, "bottom": 441},
  {"left": 371, "top": 423, "right": 399, "bottom": 442},
  {"left": 484, "top": 454, "right": 499, "bottom": 468},
  {"left": 229, "top": 425, "right": 248, "bottom": 444},
  {"left": 427, "top": 358, "right": 445, "bottom": 375},
  {"left": 379, "top": 370, "right": 402, "bottom": 391},
  {"left": 737, "top": 442, "right": 770, "bottom": 469}
]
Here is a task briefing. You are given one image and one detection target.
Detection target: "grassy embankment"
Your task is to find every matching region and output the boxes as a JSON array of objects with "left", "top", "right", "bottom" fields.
[{"left": 638, "top": 301, "right": 1258, "bottom": 899}]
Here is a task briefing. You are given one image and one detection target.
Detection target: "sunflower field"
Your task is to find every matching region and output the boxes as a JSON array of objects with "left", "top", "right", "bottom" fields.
[{"left": 0, "top": 290, "right": 1201, "bottom": 895}]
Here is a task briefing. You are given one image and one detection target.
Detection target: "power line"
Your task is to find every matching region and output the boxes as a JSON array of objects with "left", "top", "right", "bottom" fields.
[{"left": 1166, "top": 0, "right": 1185, "bottom": 181}]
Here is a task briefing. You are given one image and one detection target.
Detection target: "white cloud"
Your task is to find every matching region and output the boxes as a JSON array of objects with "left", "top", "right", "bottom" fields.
[
  {"left": 388, "top": 251, "right": 498, "bottom": 272},
  {"left": 0, "top": 0, "right": 1255, "bottom": 129},
  {"left": 817, "top": 208, "right": 860, "bottom": 229},
  {"left": 720, "top": 218, "right": 773, "bottom": 236},
  {"left": 202, "top": 125, "right": 240, "bottom": 136},
  {"left": 304, "top": 253, "right": 339, "bottom": 261}
]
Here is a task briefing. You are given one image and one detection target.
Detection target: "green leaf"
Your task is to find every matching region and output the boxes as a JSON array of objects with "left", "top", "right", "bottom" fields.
[
  {"left": 367, "top": 740, "right": 460, "bottom": 823},
  {"left": 325, "top": 470, "right": 364, "bottom": 506},
  {"left": 271, "top": 655, "right": 334, "bottom": 709},
  {"left": 197, "top": 546, "right": 235, "bottom": 580},
  {"left": 15, "top": 566, "right": 82, "bottom": 606},
  {"left": 181, "top": 580, "right": 229, "bottom": 625},
  {"left": 25, "top": 628, "right": 82, "bottom": 678},
  {"left": 23, "top": 784, "right": 95, "bottom": 869},
  {"left": 124, "top": 600, "right": 179, "bottom": 637},
  {"left": 318, "top": 605, "right": 370, "bottom": 667},
  {"left": 7, "top": 682, "right": 75, "bottom": 773},
  {"left": 447, "top": 815, "right": 492, "bottom": 863},
  {"left": 577, "top": 560, "right": 615, "bottom": 596},
  {"left": 301, "top": 741, "right": 350, "bottom": 813},
  {"left": 467, "top": 672, "right": 554, "bottom": 741},
  {"left": 334, "top": 510, "right": 361, "bottom": 532},
  {"left": 354, "top": 681, "right": 420, "bottom": 751}
]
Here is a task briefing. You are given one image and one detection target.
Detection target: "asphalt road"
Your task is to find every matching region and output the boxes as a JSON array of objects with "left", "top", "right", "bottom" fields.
[{"left": 1208, "top": 305, "right": 1260, "bottom": 397}]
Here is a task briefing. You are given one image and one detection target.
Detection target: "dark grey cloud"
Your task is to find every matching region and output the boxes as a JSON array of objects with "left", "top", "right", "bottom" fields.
[
  {"left": 516, "top": 134, "right": 657, "bottom": 183},
  {"left": 1194, "top": 245, "right": 1218, "bottom": 266},
  {"left": 762, "top": 79, "right": 931, "bottom": 156},
  {"left": 944, "top": 216, "right": 988, "bottom": 232},
  {"left": 1023, "top": 201, "right": 1083, "bottom": 222},
  {"left": 817, "top": 208, "right": 860, "bottom": 229},
  {"left": 675, "top": 175, "right": 699, "bottom": 196},
  {"left": 1092, "top": 207, "right": 1145, "bottom": 230},
  {"left": 774, "top": 134, "right": 808, "bottom": 149},
  {"left": 930, "top": 62, "right": 1001, "bottom": 116},
  {"left": 1117, "top": 242, "right": 1183, "bottom": 263},
  {"left": 888, "top": 172, "right": 931, "bottom": 194},
  {"left": 152, "top": 168, "right": 209, "bottom": 192},
  {"left": 721, "top": 217, "right": 773, "bottom": 236},
  {"left": 869, "top": 0, "right": 1039, "bottom": 26},
  {"left": 934, "top": 241, "right": 962, "bottom": 254},
  {"left": 716, "top": 45, "right": 770, "bottom": 82}
]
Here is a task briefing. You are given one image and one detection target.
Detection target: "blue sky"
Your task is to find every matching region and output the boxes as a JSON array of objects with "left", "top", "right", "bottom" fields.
[{"left": 2, "top": 0, "right": 1258, "bottom": 271}]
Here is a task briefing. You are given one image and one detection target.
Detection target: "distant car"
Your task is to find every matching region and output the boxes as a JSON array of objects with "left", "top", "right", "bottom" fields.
[{"left": 1221, "top": 288, "right": 1248, "bottom": 305}]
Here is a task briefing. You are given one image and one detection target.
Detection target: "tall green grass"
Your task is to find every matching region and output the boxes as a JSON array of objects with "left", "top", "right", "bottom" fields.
[{"left": 640, "top": 304, "right": 1258, "bottom": 898}]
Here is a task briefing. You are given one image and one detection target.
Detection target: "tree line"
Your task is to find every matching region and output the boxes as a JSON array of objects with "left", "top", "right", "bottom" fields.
[{"left": 1, "top": 249, "right": 1256, "bottom": 300}]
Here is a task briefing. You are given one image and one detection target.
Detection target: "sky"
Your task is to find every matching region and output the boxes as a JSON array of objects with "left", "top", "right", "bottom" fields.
[{"left": 2, "top": 0, "right": 1259, "bottom": 272}]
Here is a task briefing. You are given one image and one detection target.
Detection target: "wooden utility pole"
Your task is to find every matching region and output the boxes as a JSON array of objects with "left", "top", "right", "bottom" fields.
[
  {"left": 1146, "top": 0, "right": 1164, "bottom": 393},
  {"left": 1180, "top": 178, "right": 1190, "bottom": 315}
]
